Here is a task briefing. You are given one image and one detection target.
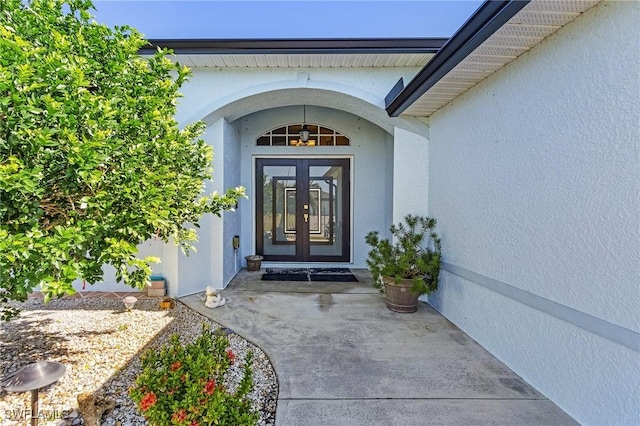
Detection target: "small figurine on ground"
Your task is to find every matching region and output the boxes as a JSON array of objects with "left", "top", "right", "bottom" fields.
[{"left": 204, "top": 286, "right": 226, "bottom": 308}]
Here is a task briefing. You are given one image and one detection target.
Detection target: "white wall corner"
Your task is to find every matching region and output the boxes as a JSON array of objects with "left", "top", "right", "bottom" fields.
[
  {"left": 210, "top": 118, "right": 226, "bottom": 288},
  {"left": 392, "top": 126, "right": 430, "bottom": 224},
  {"left": 174, "top": 119, "right": 226, "bottom": 296},
  {"left": 221, "top": 118, "right": 242, "bottom": 287},
  {"left": 395, "top": 116, "right": 430, "bottom": 139},
  {"left": 163, "top": 240, "right": 180, "bottom": 297}
]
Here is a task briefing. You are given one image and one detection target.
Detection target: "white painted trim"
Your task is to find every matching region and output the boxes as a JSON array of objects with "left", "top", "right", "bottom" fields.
[{"left": 441, "top": 262, "right": 640, "bottom": 353}]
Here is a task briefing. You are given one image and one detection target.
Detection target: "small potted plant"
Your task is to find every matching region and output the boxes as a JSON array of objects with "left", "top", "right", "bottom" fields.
[
  {"left": 365, "top": 214, "right": 442, "bottom": 313},
  {"left": 245, "top": 255, "right": 264, "bottom": 272}
]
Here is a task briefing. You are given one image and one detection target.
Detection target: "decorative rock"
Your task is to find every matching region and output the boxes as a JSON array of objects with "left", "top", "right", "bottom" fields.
[
  {"left": 77, "top": 392, "right": 115, "bottom": 426},
  {"left": 0, "top": 298, "right": 277, "bottom": 426}
]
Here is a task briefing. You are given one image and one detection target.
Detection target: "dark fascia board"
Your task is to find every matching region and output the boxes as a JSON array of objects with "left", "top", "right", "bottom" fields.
[
  {"left": 139, "top": 38, "right": 448, "bottom": 55},
  {"left": 385, "top": 0, "right": 530, "bottom": 117},
  {"left": 385, "top": 78, "right": 405, "bottom": 107}
]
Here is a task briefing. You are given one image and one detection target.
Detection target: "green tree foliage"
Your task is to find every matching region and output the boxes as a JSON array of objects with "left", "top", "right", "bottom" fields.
[{"left": 0, "top": 0, "right": 245, "bottom": 319}]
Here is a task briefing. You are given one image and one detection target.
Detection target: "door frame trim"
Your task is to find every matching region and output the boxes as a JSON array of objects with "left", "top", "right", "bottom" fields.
[{"left": 252, "top": 155, "right": 354, "bottom": 263}]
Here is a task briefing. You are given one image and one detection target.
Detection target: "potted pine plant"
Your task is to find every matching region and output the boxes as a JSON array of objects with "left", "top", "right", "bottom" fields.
[{"left": 365, "top": 215, "right": 442, "bottom": 313}]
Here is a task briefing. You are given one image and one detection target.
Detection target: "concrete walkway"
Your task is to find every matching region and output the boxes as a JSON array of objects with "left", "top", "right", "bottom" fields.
[{"left": 181, "top": 269, "right": 577, "bottom": 426}]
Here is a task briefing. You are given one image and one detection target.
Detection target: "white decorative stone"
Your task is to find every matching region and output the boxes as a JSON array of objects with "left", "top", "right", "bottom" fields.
[{"left": 0, "top": 298, "right": 277, "bottom": 426}]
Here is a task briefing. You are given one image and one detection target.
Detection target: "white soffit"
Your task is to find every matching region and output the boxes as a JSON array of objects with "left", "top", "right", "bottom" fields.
[
  {"left": 402, "top": 0, "right": 601, "bottom": 117},
  {"left": 171, "top": 53, "right": 435, "bottom": 68}
]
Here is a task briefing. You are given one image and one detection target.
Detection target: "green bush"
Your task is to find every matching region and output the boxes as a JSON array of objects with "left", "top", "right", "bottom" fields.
[
  {"left": 129, "top": 325, "right": 258, "bottom": 425},
  {"left": 0, "top": 0, "right": 245, "bottom": 320},
  {"left": 365, "top": 215, "right": 442, "bottom": 296}
]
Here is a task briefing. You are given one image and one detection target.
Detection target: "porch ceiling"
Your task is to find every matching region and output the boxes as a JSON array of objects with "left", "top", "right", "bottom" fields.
[{"left": 385, "top": 0, "right": 602, "bottom": 118}]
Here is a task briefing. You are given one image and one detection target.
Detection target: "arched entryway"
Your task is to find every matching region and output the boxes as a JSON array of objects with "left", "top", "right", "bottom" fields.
[{"left": 167, "top": 87, "right": 430, "bottom": 294}]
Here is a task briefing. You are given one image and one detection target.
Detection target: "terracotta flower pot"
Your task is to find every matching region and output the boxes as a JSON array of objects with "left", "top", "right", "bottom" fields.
[
  {"left": 245, "top": 255, "right": 264, "bottom": 272},
  {"left": 382, "top": 276, "right": 419, "bottom": 313},
  {"left": 159, "top": 297, "right": 174, "bottom": 310}
]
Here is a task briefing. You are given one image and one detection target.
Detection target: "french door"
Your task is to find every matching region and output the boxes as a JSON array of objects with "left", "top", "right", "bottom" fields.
[{"left": 256, "top": 158, "right": 350, "bottom": 262}]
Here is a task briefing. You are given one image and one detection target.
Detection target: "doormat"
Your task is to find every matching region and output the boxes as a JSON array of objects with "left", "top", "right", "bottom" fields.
[
  {"left": 310, "top": 274, "right": 359, "bottom": 282},
  {"left": 261, "top": 268, "right": 358, "bottom": 282}
]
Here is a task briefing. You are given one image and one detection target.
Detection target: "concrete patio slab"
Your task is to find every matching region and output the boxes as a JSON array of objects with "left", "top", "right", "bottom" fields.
[
  {"left": 277, "top": 399, "right": 577, "bottom": 426},
  {"left": 180, "top": 269, "right": 577, "bottom": 425}
]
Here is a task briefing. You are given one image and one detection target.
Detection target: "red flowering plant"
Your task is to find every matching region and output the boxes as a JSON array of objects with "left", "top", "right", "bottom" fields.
[{"left": 129, "top": 324, "right": 258, "bottom": 425}]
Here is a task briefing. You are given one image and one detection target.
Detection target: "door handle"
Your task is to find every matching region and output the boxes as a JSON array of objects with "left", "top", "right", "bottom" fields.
[{"left": 303, "top": 213, "right": 309, "bottom": 223}]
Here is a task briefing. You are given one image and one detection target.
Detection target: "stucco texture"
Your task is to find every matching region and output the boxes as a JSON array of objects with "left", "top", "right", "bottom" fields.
[{"left": 427, "top": 1, "right": 640, "bottom": 425}]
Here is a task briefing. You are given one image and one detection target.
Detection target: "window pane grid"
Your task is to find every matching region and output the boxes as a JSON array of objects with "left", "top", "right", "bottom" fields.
[{"left": 257, "top": 124, "right": 350, "bottom": 146}]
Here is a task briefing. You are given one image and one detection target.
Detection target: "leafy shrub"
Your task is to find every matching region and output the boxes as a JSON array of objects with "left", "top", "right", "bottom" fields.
[
  {"left": 365, "top": 214, "right": 442, "bottom": 296},
  {"left": 129, "top": 325, "right": 258, "bottom": 425},
  {"left": 0, "top": 0, "right": 245, "bottom": 320}
]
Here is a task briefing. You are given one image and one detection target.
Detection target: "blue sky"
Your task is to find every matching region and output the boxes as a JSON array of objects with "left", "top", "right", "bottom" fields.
[{"left": 91, "top": 1, "right": 483, "bottom": 39}]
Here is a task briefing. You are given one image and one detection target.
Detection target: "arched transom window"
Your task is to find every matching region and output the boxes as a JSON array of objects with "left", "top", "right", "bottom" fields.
[{"left": 257, "top": 124, "right": 350, "bottom": 147}]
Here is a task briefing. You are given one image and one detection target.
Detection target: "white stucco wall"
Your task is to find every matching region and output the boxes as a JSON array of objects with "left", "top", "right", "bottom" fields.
[
  {"left": 221, "top": 119, "right": 242, "bottom": 286},
  {"left": 72, "top": 236, "right": 167, "bottom": 293},
  {"left": 172, "top": 118, "right": 243, "bottom": 294},
  {"left": 173, "top": 120, "right": 223, "bottom": 296},
  {"left": 175, "top": 67, "right": 429, "bottom": 139},
  {"left": 176, "top": 68, "right": 419, "bottom": 128},
  {"left": 427, "top": 2, "right": 640, "bottom": 425},
  {"left": 392, "top": 126, "right": 429, "bottom": 223}
]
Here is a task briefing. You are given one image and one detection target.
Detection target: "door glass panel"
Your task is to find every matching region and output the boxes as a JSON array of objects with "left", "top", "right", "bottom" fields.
[
  {"left": 262, "top": 165, "right": 296, "bottom": 257},
  {"left": 309, "top": 165, "right": 343, "bottom": 257}
]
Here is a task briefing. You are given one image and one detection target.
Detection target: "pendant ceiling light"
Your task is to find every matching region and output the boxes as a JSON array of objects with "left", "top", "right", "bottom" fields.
[{"left": 299, "top": 105, "right": 310, "bottom": 143}]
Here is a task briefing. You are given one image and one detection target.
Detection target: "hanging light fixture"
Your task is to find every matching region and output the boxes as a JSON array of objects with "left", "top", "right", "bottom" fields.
[{"left": 299, "top": 105, "right": 310, "bottom": 143}]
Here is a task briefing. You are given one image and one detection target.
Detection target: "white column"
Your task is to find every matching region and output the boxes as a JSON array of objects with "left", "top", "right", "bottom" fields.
[
  {"left": 392, "top": 126, "right": 430, "bottom": 224},
  {"left": 175, "top": 119, "right": 225, "bottom": 295},
  {"left": 221, "top": 118, "right": 242, "bottom": 287},
  {"left": 162, "top": 240, "right": 180, "bottom": 297}
]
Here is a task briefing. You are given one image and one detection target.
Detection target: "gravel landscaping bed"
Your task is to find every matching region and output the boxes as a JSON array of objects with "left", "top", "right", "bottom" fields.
[{"left": 0, "top": 298, "right": 277, "bottom": 425}]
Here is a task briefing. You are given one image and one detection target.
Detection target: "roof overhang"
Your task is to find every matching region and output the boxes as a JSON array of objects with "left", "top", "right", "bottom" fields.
[
  {"left": 140, "top": 38, "right": 447, "bottom": 69},
  {"left": 141, "top": 38, "right": 447, "bottom": 55},
  {"left": 136, "top": 0, "right": 602, "bottom": 117},
  {"left": 385, "top": 0, "right": 602, "bottom": 117}
]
